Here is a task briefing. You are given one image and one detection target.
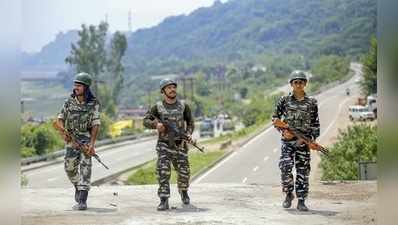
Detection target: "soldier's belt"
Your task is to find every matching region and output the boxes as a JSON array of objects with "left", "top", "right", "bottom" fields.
[{"left": 159, "top": 139, "right": 184, "bottom": 146}]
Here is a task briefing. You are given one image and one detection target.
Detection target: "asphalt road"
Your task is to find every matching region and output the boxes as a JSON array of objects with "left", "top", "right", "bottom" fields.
[
  {"left": 22, "top": 120, "right": 210, "bottom": 188},
  {"left": 22, "top": 137, "right": 158, "bottom": 188},
  {"left": 193, "top": 63, "right": 362, "bottom": 185}
]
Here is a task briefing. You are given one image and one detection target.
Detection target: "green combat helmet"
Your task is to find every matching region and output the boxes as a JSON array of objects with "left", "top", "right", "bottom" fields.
[
  {"left": 289, "top": 70, "right": 308, "bottom": 83},
  {"left": 159, "top": 78, "right": 177, "bottom": 92},
  {"left": 74, "top": 72, "right": 92, "bottom": 86}
]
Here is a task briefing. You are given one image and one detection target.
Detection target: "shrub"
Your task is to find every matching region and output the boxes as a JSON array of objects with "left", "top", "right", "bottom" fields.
[{"left": 320, "top": 124, "right": 377, "bottom": 180}]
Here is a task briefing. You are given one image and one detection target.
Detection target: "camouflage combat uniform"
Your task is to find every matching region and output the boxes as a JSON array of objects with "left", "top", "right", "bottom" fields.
[
  {"left": 272, "top": 92, "right": 320, "bottom": 200},
  {"left": 58, "top": 95, "right": 100, "bottom": 191},
  {"left": 143, "top": 100, "right": 194, "bottom": 198}
]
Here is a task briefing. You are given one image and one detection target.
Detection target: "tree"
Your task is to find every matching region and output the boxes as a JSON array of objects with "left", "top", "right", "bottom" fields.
[
  {"left": 65, "top": 22, "right": 108, "bottom": 95},
  {"left": 108, "top": 31, "right": 128, "bottom": 105},
  {"left": 65, "top": 22, "right": 128, "bottom": 117},
  {"left": 360, "top": 37, "right": 377, "bottom": 95}
]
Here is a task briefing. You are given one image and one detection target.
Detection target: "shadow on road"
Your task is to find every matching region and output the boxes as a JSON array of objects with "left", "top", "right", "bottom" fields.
[
  {"left": 65, "top": 207, "right": 117, "bottom": 213},
  {"left": 285, "top": 208, "right": 338, "bottom": 217},
  {"left": 170, "top": 204, "right": 210, "bottom": 213}
]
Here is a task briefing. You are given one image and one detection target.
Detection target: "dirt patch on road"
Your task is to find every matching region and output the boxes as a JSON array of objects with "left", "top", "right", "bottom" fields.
[{"left": 312, "top": 181, "right": 376, "bottom": 201}]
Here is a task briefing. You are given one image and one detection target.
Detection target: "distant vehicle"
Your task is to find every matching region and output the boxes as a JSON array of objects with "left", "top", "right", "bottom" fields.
[
  {"left": 200, "top": 119, "right": 214, "bottom": 138},
  {"left": 222, "top": 119, "right": 235, "bottom": 131},
  {"left": 348, "top": 105, "right": 375, "bottom": 121},
  {"left": 367, "top": 95, "right": 377, "bottom": 118},
  {"left": 346, "top": 88, "right": 350, "bottom": 96},
  {"left": 357, "top": 95, "right": 377, "bottom": 119}
]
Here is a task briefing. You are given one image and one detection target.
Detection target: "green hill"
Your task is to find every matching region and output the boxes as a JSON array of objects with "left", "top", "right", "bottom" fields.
[
  {"left": 24, "top": 0, "right": 376, "bottom": 75},
  {"left": 125, "top": 0, "right": 376, "bottom": 72}
]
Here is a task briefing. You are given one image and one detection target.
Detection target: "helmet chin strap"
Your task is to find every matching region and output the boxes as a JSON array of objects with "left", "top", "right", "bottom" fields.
[
  {"left": 165, "top": 93, "right": 176, "bottom": 99},
  {"left": 163, "top": 90, "right": 177, "bottom": 102}
]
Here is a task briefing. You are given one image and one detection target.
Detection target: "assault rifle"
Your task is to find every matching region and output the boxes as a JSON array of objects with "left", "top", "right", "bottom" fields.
[
  {"left": 52, "top": 120, "right": 109, "bottom": 169},
  {"left": 150, "top": 114, "right": 205, "bottom": 152},
  {"left": 272, "top": 119, "right": 329, "bottom": 156}
]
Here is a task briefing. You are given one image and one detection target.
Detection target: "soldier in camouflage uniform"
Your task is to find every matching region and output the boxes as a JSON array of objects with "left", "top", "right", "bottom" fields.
[
  {"left": 272, "top": 70, "right": 320, "bottom": 211},
  {"left": 143, "top": 78, "right": 195, "bottom": 211},
  {"left": 56, "top": 72, "right": 100, "bottom": 210}
]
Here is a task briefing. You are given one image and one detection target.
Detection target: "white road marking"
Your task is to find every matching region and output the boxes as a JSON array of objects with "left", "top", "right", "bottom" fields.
[
  {"left": 242, "top": 126, "right": 273, "bottom": 149},
  {"left": 193, "top": 126, "right": 273, "bottom": 184},
  {"left": 319, "top": 94, "right": 338, "bottom": 108},
  {"left": 253, "top": 166, "right": 259, "bottom": 172},
  {"left": 242, "top": 177, "right": 247, "bottom": 183},
  {"left": 273, "top": 148, "right": 278, "bottom": 153},
  {"left": 192, "top": 151, "right": 238, "bottom": 184},
  {"left": 319, "top": 97, "right": 351, "bottom": 141},
  {"left": 47, "top": 177, "right": 58, "bottom": 182},
  {"left": 264, "top": 156, "right": 270, "bottom": 162}
]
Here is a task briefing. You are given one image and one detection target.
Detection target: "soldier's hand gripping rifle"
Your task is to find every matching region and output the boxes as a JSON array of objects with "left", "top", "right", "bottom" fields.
[
  {"left": 151, "top": 114, "right": 205, "bottom": 152},
  {"left": 52, "top": 120, "right": 109, "bottom": 169},
  {"left": 272, "top": 119, "right": 329, "bottom": 156},
  {"left": 168, "top": 121, "right": 205, "bottom": 153}
]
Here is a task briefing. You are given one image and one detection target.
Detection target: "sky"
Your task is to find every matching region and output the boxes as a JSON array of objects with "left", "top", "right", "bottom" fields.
[{"left": 22, "top": 0, "right": 228, "bottom": 53}]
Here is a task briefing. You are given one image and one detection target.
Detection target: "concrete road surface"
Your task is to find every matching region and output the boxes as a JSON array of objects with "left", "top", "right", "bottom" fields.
[{"left": 22, "top": 182, "right": 376, "bottom": 225}]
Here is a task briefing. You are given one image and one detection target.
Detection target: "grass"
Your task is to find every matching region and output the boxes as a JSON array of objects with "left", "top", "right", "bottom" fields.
[{"left": 126, "top": 150, "right": 225, "bottom": 185}]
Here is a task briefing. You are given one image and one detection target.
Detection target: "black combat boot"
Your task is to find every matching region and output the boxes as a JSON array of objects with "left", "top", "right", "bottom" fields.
[
  {"left": 74, "top": 185, "right": 80, "bottom": 203},
  {"left": 282, "top": 192, "right": 294, "bottom": 208},
  {"left": 78, "top": 190, "right": 88, "bottom": 210},
  {"left": 180, "top": 190, "right": 190, "bottom": 205},
  {"left": 157, "top": 197, "right": 169, "bottom": 211},
  {"left": 297, "top": 199, "right": 309, "bottom": 211}
]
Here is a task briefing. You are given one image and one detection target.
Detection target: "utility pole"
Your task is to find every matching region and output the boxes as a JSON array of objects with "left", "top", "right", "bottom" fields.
[
  {"left": 182, "top": 78, "right": 187, "bottom": 100},
  {"left": 146, "top": 86, "right": 152, "bottom": 109},
  {"left": 179, "top": 77, "right": 195, "bottom": 103},
  {"left": 105, "top": 13, "right": 109, "bottom": 24},
  {"left": 128, "top": 9, "right": 132, "bottom": 32},
  {"left": 188, "top": 77, "right": 194, "bottom": 103},
  {"left": 21, "top": 100, "right": 24, "bottom": 114}
]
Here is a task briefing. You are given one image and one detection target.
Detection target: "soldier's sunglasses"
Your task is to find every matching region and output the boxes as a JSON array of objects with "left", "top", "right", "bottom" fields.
[{"left": 292, "top": 80, "right": 306, "bottom": 85}]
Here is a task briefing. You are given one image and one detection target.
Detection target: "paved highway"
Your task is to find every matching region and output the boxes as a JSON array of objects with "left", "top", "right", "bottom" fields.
[{"left": 194, "top": 63, "right": 362, "bottom": 185}]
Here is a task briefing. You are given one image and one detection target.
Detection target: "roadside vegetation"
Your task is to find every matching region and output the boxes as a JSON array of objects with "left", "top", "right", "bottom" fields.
[
  {"left": 21, "top": 113, "right": 115, "bottom": 158},
  {"left": 320, "top": 124, "right": 377, "bottom": 180},
  {"left": 127, "top": 150, "right": 224, "bottom": 185},
  {"left": 320, "top": 38, "right": 377, "bottom": 181}
]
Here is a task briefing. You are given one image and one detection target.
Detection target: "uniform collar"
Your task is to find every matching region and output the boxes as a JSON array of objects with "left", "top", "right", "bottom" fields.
[
  {"left": 163, "top": 99, "right": 178, "bottom": 105},
  {"left": 288, "top": 92, "right": 308, "bottom": 101},
  {"left": 73, "top": 96, "right": 86, "bottom": 105}
]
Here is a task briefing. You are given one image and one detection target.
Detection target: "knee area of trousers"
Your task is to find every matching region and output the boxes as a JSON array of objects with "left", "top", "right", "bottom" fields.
[{"left": 64, "top": 160, "right": 77, "bottom": 172}]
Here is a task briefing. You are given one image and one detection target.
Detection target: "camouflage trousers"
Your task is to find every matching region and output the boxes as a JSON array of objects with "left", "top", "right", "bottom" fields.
[
  {"left": 64, "top": 147, "right": 92, "bottom": 191},
  {"left": 279, "top": 140, "right": 311, "bottom": 200},
  {"left": 156, "top": 141, "right": 190, "bottom": 198}
]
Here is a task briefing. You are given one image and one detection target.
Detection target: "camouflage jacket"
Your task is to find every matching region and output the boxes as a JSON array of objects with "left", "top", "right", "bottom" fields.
[
  {"left": 143, "top": 100, "right": 194, "bottom": 141},
  {"left": 57, "top": 95, "right": 101, "bottom": 140},
  {"left": 272, "top": 92, "right": 320, "bottom": 140}
]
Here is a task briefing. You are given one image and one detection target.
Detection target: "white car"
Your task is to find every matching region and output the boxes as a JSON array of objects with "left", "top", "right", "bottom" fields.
[{"left": 348, "top": 105, "right": 375, "bottom": 121}]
